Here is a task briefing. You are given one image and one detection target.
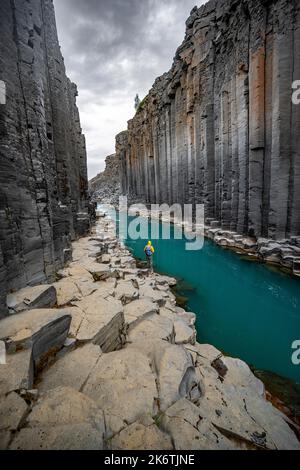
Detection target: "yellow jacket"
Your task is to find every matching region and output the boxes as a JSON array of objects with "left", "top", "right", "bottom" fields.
[{"left": 144, "top": 244, "right": 155, "bottom": 254}]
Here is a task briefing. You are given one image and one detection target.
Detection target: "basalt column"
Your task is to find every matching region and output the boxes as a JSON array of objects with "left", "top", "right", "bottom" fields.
[
  {"left": 0, "top": 0, "right": 92, "bottom": 316},
  {"left": 117, "top": 0, "right": 300, "bottom": 241}
]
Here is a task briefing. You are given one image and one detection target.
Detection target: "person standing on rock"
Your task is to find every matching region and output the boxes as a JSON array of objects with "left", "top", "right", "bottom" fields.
[{"left": 144, "top": 241, "right": 155, "bottom": 272}]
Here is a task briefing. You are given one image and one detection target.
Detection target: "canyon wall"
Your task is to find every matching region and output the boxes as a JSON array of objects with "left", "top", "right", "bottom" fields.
[
  {"left": 117, "top": 0, "right": 300, "bottom": 241},
  {"left": 0, "top": 0, "right": 93, "bottom": 316},
  {"left": 89, "top": 154, "right": 121, "bottom": 204}
]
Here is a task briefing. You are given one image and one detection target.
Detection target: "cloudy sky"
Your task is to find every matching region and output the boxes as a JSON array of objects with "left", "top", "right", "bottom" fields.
[{"left": 53, "top": 0, "right": 204, "bottom": 178}]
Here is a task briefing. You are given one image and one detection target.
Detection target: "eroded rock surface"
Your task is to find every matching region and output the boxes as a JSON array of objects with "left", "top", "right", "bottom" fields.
[{"left": 0, "top": 204, "right": 299, "bottom": 451}]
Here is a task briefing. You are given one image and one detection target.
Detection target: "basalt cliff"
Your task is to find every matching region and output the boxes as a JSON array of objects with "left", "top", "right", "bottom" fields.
[
  {"left": 89, "top": 154, "right": 120, "bottom": 205},
  {"left": 0, "top": 0, "right": 93, "bottom": 316},
  {"left": 117, "top": 0, "right": 300, "bottom": 247}
]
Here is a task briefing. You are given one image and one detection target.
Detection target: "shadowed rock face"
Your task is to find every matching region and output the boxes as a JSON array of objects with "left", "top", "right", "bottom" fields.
[
  {"left": 89, "top": 154, "right": 121, "bottom": 205},
  {"left": 117, "top": 0, "right": 300, "bottom": 241},
  {"left": 0, "top": 0, "right": 93, "bottom": 316}
]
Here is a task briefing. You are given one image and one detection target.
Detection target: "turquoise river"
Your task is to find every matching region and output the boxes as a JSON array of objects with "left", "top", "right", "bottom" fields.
[{"left": 101, "top": 206, "right": 300, "bottom": 385}]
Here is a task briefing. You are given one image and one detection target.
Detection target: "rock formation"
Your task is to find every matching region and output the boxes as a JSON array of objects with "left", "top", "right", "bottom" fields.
[
  {"left": 89, "top": 154, "right": 120, "bottom": 204},
  {"left": 0, "top": 213, "right": 299, "bottom": 450},
  {"left": 0, "top": 0, "right": 93, "bottom": 316},
  {"left": 117, "top": 0, "right": 300, "bottom": 242}
]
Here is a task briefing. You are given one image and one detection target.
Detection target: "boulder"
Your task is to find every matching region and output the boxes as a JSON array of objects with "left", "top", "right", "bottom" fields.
[
  {"left": 10, "top": 387, "right": 105, "bottom": 450},
  {"left": 7, "top": 285, "right": 57, "bottom": 314},
  {"left": 114, "top": 280, "right": 139, "bottom": 304},
  {"left": 101, "top": 254, "right": 111, "bottom": 264},
  {"left": 0, "top": 349, "right": 33, "bottom": 396},
  {"left": 0, "top": 309, "right": 71, "bottom": 369},
  {"left": 82, "top": 348, "right": 157, "bottom": 437},
  {"left": 73, "top": 294, "right": 125, "bottom": 352},
  {"left": 53, "top": 279, "right": 81, "bottom": 306},
  {"left": 80, "top": 261, "right": 111, "bottom": 281},
  {"left": 154, "top": 275, "right": 177, "bottom": 287},
  {"left": 38, "top": 344, "right": 102, "bottom": 393}
]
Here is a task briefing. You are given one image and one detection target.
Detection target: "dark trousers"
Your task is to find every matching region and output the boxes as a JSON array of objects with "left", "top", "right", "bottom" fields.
[{"left": 146, "top": 255, "right": 153, "bottom": 271}]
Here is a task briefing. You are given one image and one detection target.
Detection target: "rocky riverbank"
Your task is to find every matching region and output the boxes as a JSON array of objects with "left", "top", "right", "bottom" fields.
[{"left": 0, "top": 214, "right": 299, "bottom": 450}]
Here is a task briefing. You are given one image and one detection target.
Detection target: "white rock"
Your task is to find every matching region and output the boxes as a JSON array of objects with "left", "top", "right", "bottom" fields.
[
  {"left": 10, "top": 386, "right": 105, "bottom": 450},
  {"left": 83, "top": 348, "right": 157, "bottom": 437},
  {"left": 38, "top": 344, "right": 102, "bottom": 393}
]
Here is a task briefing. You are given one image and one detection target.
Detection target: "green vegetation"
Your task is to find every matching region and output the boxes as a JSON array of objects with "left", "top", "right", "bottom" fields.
[{"left": 135, "top": 95, "right": 148, "bottom": 114}]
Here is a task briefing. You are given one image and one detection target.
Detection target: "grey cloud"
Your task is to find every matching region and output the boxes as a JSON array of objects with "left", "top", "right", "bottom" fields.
[{"left": 54, "top": 0, "right": 204, "bottom": 177}]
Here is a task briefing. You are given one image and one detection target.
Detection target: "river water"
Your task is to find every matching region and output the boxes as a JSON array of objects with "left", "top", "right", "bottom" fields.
[{"left": 100, "top": 206, "right": 300, "bottom": 385}]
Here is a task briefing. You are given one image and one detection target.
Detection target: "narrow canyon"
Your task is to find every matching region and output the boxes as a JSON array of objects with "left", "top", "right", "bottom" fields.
[{"left": 0, "top": 0, "right": 299, "bottom": 452}]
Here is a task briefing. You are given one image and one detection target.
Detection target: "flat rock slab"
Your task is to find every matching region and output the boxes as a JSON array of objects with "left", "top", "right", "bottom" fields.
[
  {"left": 7, "top": 285, "right": 57, "bottom": 314},
  {"left": 83, "top": 348, "right": 157, "bottom": 437},
  {"left": 139, "top": 285, "right": 167, "bottom": 307},
  {"left": 80, "top": 261, "right": 111, "bottom": 281},
  {"left": 10, "top": 386, "right": 105, "bottom": 450},
  {"left": 0, "top": 309, "right": 71, "bottom": 369},
  {"left": 115, "top": 280, "right": 139, "bottom": 304},
  {"left": 38, "top": 344, "right": 102, "bottom": 393},
  {"left": 73, "top": 294, "right": 124, "bottom": 352},
  {"left": 221, "top": 356, "right": 265, "bottom": 397},
  {"left": 174, "top": 320, "right": 196, "bottom": 345},
  {"left": 111, "top": 422, "right": 173, "bottom": 450},
  {"left": 128, "top": 314, "right": 174, "bottom": 344},
  {"left": 124, "top": 298, "right": 158, "bottom": 330},
  {"left": 52, "top": 279, "right": 81, "bottom": 306},
  {"left": 0, "top": 392, "right": 28, "bottom": 449},
  {"left": 161, "top": 398, "right": 238, "bottom": 450},
  {"left": 0, "top": 349, "right": 33, "bottom": 396}
]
